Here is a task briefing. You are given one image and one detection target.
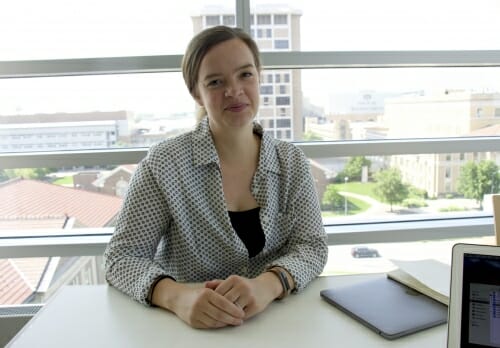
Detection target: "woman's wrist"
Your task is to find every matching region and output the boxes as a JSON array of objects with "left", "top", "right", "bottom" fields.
[
  {"left": 151, "top": 277, "right": 181, "bottom": 311},
  {"left": 258, "top": 267, "right": 294, "bottom": 301},
  {"left": 266, "top": 267, "right": 295, "bottom": 300}
]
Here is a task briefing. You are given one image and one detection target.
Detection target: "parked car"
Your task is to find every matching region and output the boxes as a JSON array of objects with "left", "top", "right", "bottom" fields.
[{"left": 351, "top": 246, "right": 380, "bottom": 258}]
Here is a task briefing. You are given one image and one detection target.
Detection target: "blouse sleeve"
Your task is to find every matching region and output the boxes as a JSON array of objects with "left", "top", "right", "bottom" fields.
[
  {"left": 267, "top": 148, "right": 328, "bottom": 292},
  {"left": 104, "top": 156, "right": 172, "bottom": 305}
]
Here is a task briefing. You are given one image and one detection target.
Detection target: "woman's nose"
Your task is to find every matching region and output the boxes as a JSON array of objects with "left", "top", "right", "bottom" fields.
[{"left": 224, "top": 82, "right": 242, "bottom": 97}]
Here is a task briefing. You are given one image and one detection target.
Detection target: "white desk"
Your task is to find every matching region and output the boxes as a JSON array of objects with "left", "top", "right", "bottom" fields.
[{"left": 7, "top": 274, "right": 447, "bottom": 348}]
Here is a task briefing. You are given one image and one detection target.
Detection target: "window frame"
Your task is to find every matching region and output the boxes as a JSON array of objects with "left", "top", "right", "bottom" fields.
[{"left": 1, "top": 0, "right": 500, "bottom": 259}]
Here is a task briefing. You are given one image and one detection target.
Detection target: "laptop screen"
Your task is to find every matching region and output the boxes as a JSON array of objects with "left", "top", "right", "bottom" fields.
[{"left": 460, "top": 253, "right": 500, "bottom": 347}]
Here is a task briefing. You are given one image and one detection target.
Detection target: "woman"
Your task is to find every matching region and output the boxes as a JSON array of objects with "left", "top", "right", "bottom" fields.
[{"left": 104, "top": 25, "right": 328, "bottom": 329}]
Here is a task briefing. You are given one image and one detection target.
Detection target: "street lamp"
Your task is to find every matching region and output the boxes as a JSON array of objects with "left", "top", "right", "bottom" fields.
[{"left": 344, "top": 176, "right": 349, "bottom": 215}]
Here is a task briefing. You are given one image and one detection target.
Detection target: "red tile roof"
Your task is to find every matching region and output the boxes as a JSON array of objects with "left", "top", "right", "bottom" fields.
[
  {"left": 0, "top": 259, "right": 37, "bottom": 304},
  {"left": 0, "top": 178, "right": 122, "bottom": 227},
  {"left": 0, "top": 178, "right": 123, "bottom": 304}
]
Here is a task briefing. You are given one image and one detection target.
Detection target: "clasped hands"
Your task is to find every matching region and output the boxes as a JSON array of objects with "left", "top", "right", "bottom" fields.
[{"left": 165, "top": 273, "right": 281, "bottom": 329}]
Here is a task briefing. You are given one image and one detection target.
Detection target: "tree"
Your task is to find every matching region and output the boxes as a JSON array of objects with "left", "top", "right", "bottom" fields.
[
  {"left": 302, "top": 131, "right": 323, "bottom": 141},
  {"left": 338, "top": 156, "right": 371, "bottom": 182},
  {"left": 0, "top": 170, "right": 9, "bottom": 182},
  {"left": 3, "top": 168, "right": 53, "bottom": 180},
  {"left": 321, "top": 184, "right": 344, "bottom": 212},
  {"left": 374, "top": 168, "right": 409, "bottom": 212},
  {"left": 458, "top": 160, "right": 499, "bottom": 209}
]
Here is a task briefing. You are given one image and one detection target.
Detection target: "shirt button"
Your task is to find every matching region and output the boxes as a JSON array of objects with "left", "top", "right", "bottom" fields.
[
  {"left": 262, "top": 216, "right": 269, "bottom": 224},
  {"left": 240, "top": 266, "right": 248, "bottom": 274}
]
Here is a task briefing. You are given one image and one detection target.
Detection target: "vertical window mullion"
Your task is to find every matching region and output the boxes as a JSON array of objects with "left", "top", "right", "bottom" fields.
[{"left": 236, "top": 0, "right": 251, "bottom": 33}]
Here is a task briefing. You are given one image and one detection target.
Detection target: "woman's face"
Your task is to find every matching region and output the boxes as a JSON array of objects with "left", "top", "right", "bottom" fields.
[{"left": 194, "top": 38, "right": 260, "bottom": 132}]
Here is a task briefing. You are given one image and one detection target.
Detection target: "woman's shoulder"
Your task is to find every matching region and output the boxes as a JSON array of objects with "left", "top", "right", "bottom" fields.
[
  {"left": 266, "top": 134, "right": 306, "bottom": 161},
  {"left": 146, "top": 130, "right": 193, "bottom": 161}
]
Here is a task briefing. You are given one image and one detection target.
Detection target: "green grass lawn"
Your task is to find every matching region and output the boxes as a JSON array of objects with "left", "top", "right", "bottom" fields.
[
  {"left": 53, "top": 176, "right": 73, "bottom": 185},
  {"left": 322, "top": 182, "right": 375, "bottom": 216},
  {"left": 337, "top": 181, "right": 379, "bottom": 199}
]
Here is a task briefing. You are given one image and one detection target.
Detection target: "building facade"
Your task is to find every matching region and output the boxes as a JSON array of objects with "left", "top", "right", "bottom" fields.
[
  {"left": 384, "top": 90, "right": 500, "bottom": 197},
  {"left": 0, "top": 111, "right": 131, "bottom": 152}
]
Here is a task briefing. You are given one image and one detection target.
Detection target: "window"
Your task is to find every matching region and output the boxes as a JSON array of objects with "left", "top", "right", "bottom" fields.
[
  {"left": 252, "top": 0, "right": 500, "bottom": 51},
  {"left": 1, "top": 0, "right": 500, "bottom": 309},
  {"left": 257, "top": 14, "right": 271, "bottom": 25},
  {"left": 274, "top": 39, "right": 289, "bottom": 49},
  {"left": 445, "top": 167, "right": 451, "bottom": 178},
  {"left": 260, "top": 85, "right": 273, "bottom": 94},
  {"left": 205, "top": 15, "right": 220, "bottom": 26},
  {"left": 276, "top": 96, "right": 290, "bottom": 105},
  {"left": 223, "top": 15, "right": 235, "bottom": 26},
  {"left": 276, "top": 119, "right": 291, "bottom": 128},
  {"left": 274, "top": 14, "right": 287, "bottom": 25}
]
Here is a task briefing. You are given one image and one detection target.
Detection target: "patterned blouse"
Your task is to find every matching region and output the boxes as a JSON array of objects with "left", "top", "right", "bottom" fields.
[{"left": 104, "top": 118, "right": 328, "bottom": 305}]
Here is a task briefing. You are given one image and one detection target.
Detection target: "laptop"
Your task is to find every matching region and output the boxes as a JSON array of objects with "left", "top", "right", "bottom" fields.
[
  {"left": 447, "top": 243, "right": 500, "bottom": 348},
  {"left": 320, "top": 273, "right": 447, "bottom": 340}
]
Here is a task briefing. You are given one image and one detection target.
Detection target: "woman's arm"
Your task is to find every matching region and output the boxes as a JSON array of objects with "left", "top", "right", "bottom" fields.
[
  {"left": 267, "top": 148, "right": 329, "bottom": 292},
  {"left": 104, "top": 158, "right": 172, "bottom": 305}
]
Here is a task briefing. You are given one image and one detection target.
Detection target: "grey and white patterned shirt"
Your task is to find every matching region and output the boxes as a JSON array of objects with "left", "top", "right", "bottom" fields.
[{"left": 104, "top": 117, "right": 328, "bottom": 305}]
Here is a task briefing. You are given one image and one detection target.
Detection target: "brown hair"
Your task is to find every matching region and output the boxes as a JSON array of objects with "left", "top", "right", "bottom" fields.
[{"left": 181, "top": 26, "right": 261, "bottom": 121}]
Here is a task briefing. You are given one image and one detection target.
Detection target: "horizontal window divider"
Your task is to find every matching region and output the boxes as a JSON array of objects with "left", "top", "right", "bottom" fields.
[
  {"left": 0, "top": 55, "right": 184, "bottom": 79},
  {"left": 0, "top": 148, "right": 148, "bottom": 169},
  {"left": 2, "top": 50, "right": 500, "bottom": 79},
  {"left": 262, "top": 50, "right": 500, "bottom": 69},
  {"left": 0, "top": 235, "right": 111, "bottom": 258},
  {"left": 325, "top": 216, "right": 494, "bottom": 245},
  {"left": 0, "top": 218, "right": 494, "bottom": 258},
  {"left": 1, "top": 137, "right": 499, "bottom": 169},
  {"left": 297, "top": 136, "right": 500, "bottom": 158}
]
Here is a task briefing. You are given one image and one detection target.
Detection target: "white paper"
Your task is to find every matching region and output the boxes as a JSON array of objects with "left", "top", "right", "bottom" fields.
[{"left": 390, "top": 259, "right": 451, "bottom": 297}]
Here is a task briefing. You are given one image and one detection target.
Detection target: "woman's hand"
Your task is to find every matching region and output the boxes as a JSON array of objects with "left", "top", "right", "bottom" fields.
[
  {"left": 152, "top": 278, "right": 245, "bottom": 329},
  {"left": 205, "top": 273, "right": 282, "bottom": 320}
]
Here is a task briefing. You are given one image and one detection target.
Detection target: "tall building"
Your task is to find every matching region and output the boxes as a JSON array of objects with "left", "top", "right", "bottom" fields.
[{"left": 191, "top": 4, "right": 303, "bottom": 141}]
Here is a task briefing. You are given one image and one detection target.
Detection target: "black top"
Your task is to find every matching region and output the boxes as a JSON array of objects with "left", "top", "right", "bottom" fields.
[{"left": 228, "top": 207, "right": 265, "bottom": 258}]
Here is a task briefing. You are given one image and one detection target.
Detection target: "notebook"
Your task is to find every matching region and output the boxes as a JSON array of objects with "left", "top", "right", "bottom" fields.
[
  {"left": 447, "top": 243, "right": 500, "bottom": 348},
  {"left": 320, "top": 274, "right": 448, "bottom": 340}
]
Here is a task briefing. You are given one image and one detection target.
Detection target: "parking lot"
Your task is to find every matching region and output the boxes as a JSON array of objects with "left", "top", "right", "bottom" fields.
[{"left": 321, "top": 236, "right": 493, "bottom": 276}]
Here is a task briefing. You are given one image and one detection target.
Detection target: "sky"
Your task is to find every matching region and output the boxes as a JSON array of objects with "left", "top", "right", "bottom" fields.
[{"left": 1, "top": 0, "right": 499, "bottom": 115}]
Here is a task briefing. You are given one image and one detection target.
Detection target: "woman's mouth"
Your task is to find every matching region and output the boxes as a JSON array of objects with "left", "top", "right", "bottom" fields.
[{"left": 226, "top": 103, "right": 247, "bottom": 112}]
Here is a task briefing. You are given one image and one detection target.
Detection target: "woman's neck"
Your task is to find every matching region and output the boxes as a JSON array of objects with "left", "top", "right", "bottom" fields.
[{"left": 211, "top": 124, "right": 259, "bottom": 164}]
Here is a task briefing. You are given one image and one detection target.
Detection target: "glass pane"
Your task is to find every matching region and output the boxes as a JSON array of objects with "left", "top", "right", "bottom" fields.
[
  {"left": 0, "top": 0, "right": 235, "bottom": 60},
  {"left": 0, "top": 73, "right": 196, "bottom": 152},
  {"left": 0, "top": 164, "right": 134, "bottom": 234},
  {"left": 322, "top": 236, "right": 495, "bottom": 276},
  {"left": 261, "top": 67, "right": 500, "bottom": 141},
  {"left": 1, "top": 67, "right": 500, "bottom": 151},
  {"left": 0, "top": 256, "right": 104, "bottom": 306},
  {"left": 1, "top": 150, "right": 498, "bottom": 232},
  {"left": 314, "top": 153, "right": 499, "bottom": 224},
  {"left": 251, "top": 0, "right": 500, "bottom": 51}
]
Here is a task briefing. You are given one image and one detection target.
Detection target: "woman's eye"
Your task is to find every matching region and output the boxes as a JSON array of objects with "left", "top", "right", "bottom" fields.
[
  {"left": 207, "top": 79, "right": 222, "bottom": 87},
  {"left": 242, "top": 72, "right": 253, "bottom": 78}
]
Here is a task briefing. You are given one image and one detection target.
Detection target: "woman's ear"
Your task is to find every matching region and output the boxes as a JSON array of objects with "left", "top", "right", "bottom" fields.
[{"left": 192, "top": 88, "right": 203, "bottom": 107}]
